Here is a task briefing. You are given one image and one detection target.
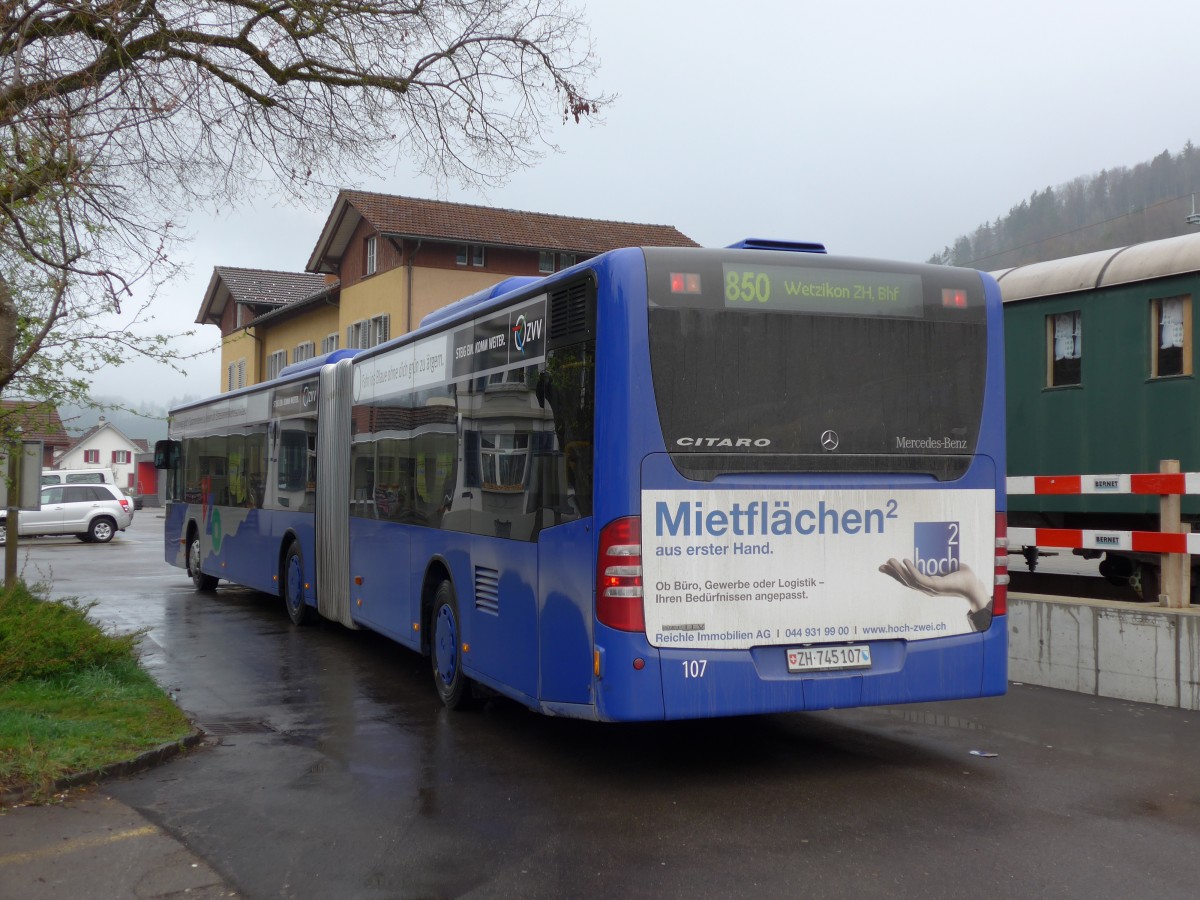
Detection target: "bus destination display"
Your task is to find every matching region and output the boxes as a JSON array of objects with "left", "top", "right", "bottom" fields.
[{"left": 722, "top": 264, "right": 924, "bottom": 318}]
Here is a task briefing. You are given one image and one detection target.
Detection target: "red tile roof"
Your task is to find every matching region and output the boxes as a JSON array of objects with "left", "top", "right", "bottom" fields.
[
  {"left": 215, "top": 267, "right": 334, "bottom": 307},
  {"left": 197, "top": 267, "right": 338, "bottom": 325},
  {"left": 309, "top": 191, "right": 698, "bottom": 270},
  {"left": 0, "top": 401, "right": 69, "bottom": 448}
]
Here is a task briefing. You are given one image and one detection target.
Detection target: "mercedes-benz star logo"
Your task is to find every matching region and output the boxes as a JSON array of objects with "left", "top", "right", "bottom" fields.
[{"left": 820, "top": 430, "right": 840, "bottom": 452}]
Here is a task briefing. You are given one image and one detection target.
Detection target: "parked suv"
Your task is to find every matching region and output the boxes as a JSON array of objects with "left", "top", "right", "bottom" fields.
[{"left": 0, "top": 483, "right": 134, "bottom": 545}]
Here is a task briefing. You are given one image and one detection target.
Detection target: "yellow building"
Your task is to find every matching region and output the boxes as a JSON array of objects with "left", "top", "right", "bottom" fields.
[{"left": 197, "top": 191, "right": 697, "bottom": 392}]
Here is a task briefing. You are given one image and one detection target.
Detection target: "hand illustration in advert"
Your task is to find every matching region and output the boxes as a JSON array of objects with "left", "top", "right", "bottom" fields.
[{"left": 878, "top": 559, "right": 993, "bottom": 632}]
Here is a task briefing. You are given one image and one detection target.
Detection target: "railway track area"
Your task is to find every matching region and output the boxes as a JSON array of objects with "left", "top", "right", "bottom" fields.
[{"left": 1007, "top": 550, "right": 1151, "bottom": 604}]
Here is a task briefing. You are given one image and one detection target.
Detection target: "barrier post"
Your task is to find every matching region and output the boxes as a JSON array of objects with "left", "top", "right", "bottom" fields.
[
  {"left": 1158, "top": 459, "right": 1189, "bottom": 608},
  {"left": 1180, "top": 524, "right": 1192, "bottom": 608}
]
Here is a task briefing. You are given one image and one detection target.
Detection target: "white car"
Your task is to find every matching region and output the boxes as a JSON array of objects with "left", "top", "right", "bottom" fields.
[
  {"left": 0, "top": 483, "right": 134, "bottom": 544},
  {"left": 40, "top": 468, "right": 117, "bottom": 486}
]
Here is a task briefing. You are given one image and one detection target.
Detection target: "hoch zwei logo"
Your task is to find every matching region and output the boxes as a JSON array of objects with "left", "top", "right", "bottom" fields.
[{"left": 912, "top": 521, "right": 960, "bottom": 576}]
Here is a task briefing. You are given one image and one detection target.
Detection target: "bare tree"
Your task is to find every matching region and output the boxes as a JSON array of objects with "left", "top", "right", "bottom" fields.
[{"left": 0, "top": 0, "right": 606, "bottom": 412}]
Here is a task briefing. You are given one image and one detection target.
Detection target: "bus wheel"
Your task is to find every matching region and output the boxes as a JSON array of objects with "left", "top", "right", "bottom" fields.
[
  {"left": 189, "top": 532, "right": 219, "bottom": 591},
  {"left": 283, "top": 543, "right": 318, "bottom": 626},
  {"left": 431, "top": 581, "right": 473, "bottom": 710}
]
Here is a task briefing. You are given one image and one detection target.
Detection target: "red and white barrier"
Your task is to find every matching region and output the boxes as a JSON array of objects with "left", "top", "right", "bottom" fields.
[
  {"left": 1007, "top": 473, "right": 1200, "bottom": 496},
  {"left": 1006, "top": 470, "right": 1200, "bottom": 556},
  {"left": 1007, "top": 467, "right": 1196, "bottom": 606},
  {"left": 1007, "top": 526, "right": 1200, "bottom": 556}
]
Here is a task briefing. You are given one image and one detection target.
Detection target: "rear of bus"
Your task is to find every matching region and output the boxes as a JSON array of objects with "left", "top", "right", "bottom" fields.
[{"left": 589, "top": 245, "right": 1007, "bottom": 720}]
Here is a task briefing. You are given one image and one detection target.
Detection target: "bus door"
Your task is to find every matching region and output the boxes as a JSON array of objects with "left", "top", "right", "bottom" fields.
[
  {"left": 536, "top": 517, "right": 594, "bottom": 705},
  {"left": 533, "top": 342, "right": 596, "bottom": 706}
]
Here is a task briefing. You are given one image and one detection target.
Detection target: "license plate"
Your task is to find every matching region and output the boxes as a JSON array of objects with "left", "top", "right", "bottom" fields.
[{"left": 787, "top": 645, "right": 872, "bottom": 673}]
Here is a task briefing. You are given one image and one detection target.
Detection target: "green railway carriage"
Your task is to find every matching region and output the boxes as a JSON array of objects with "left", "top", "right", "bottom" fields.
[{"left": 996, "top": 231, "right": 1200, "bottom": 594}]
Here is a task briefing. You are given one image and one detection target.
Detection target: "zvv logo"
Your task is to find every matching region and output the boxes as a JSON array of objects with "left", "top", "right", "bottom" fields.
[
  {"left": 913, "top": 522, "right": 959, "bottom": 576},
  {"left": 512, "top": 314, "right": 543, "bottom": 355}
]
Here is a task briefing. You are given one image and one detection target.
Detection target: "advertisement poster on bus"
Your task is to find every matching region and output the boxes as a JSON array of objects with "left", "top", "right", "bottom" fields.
[{"left": 641, "top": 488, "right": 996, "bottom": 649}]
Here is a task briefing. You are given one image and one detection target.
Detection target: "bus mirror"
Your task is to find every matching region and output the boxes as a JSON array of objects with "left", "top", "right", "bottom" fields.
[
  {"left": 535, "top": 371, "right": 549, "bottom": 409},
  {"left": 154, "top": 439, "right": 180, "bottom": 469}
]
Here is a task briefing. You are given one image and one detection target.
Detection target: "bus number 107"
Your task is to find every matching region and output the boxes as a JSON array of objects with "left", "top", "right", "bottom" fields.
[{"left": 682, "top": 659, "right": 708, "bottom": 678}]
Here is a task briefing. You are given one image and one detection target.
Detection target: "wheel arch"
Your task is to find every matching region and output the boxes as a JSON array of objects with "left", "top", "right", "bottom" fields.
[
  {"left": 420, "top": 555, "right": 455, "bottom": 656},
  {"left": 184, "top": 517, "right": 202, "bottom": 572},
  {"left": 276, "top": 528, "right": 303, "bottom": 596}
]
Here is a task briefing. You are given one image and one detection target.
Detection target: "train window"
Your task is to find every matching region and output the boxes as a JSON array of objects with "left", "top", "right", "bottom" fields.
[
  {"left": 1047, "top": 311, "right": 1082, "bottom": 387},
  {"left": 1150, "top": 295, "right": 1191, "bottom": 379}
]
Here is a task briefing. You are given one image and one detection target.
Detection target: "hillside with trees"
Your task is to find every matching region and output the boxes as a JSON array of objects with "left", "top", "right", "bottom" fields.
[{"left": 929, "top": 142, "right": 1200, "bottom": 270}]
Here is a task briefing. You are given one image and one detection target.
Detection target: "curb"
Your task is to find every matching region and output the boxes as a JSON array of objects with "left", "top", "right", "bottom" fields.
[{"left": 1, "top": 728, "right": 207, "bottom": 808}]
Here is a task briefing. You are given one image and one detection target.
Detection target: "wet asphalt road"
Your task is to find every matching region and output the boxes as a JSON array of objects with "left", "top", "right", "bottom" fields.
[{"left": 9, "top": 514, "right": 1200, "bottom": 899}]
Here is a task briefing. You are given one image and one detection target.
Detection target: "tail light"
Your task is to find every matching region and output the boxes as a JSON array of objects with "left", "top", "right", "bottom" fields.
[
  {"left": 597, "top": 516, "right": 644, "bottom": 631},
  {"left": 119, "top": 498, "right": 131, "bottom": 512},
  {"left": 993, "top": 512, "right": 1008, "bottom": 617}
]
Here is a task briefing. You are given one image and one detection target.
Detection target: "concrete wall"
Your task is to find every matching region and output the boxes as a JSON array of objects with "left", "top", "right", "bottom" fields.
[{"left": 1009, "top": 594, "right": 1200, "bottom": 710}]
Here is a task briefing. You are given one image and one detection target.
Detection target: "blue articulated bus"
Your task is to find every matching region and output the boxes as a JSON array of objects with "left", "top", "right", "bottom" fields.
[{"left": 158, "top": 240, "right": 1008, "bottom": 721}]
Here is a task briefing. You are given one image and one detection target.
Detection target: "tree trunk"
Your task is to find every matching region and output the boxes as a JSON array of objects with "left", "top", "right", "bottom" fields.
[{"left": 0, "top": 274, "right": 17, "bottom": 394}]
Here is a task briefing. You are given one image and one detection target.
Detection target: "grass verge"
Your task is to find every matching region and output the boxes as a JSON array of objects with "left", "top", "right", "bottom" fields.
[{"left": 0, "top": 581, "right": 193, "bottom": 802}]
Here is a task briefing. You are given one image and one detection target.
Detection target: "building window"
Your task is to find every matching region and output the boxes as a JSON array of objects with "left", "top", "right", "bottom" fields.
[
  {"left": 293, "top": 341, "right": 316, "bottom": 364},
  {"left": 267, "top": 349, "right": 287, "bottom": 380},
  {"left": 1151, "top": 295, "right": 1192, "bottom": 378},
  {"left": 457, "top": 244, "right": 485, "bottom": 267},
  {"left": 112, "top": 450, "right": 130, "bottom": 465},
  {"left": 321, "top": 333, "right": 340, "bottom": 355},
  {"left": 371, "top": 314, "right": 390, "bottom": 346},
  {"left": 227, "top": 359, "right": 246, "bottom": 391},
  {"left": 487, "top": 368, "right": 528, "bottom": 389},
  {"left": 1047, "top": 311, "right": 1081, "bottom": 387},
  {"left": 480, "top": 432, "right": 529, "bottom": 491},
  {"left": 538, "top": 251, "right": 577, "bottom": 273},
  {"left": 347, "top": 314, "right": 391, "bottom": 350},
  {"left": 364, "top": 235, "right": 377, "bottom": 276},
  {"left": 84, "top": 449, "right": 99, "bottom": 464}
]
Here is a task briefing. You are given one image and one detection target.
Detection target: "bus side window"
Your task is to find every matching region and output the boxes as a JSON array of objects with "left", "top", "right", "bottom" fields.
[
  {"left": 544, "top": 344, "right": 595, "bottom": 518},
  {"left": 279, "top": 430, "right": 308, "bottom": 491}
]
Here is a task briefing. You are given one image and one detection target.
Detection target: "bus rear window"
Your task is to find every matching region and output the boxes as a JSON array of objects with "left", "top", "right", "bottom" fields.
[{"left": 645, "top": 250, "right": 988, "bottom": 481}]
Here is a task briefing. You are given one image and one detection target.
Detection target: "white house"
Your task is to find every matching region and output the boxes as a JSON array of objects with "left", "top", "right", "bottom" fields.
[{"left": 53, "top": 417, "right": 149, "bottom": 492}]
